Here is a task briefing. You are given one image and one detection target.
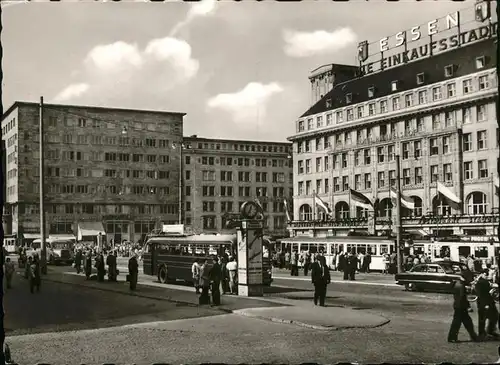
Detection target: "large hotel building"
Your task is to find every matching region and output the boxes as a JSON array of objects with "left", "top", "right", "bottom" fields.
[
  {"left": 1, "top": 103, "right": 292, "bottom": 244},
  {"left": 288, "top": 7, "right": 498, "bottom": 241}
]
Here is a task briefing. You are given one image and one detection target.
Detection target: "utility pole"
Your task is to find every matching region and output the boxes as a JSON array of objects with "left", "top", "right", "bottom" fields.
[
  {"left": 178, "top": 144, "right": 183, "bottom": 225},
  {"left": 395, "top": 154, "right": 402, "bottom": 274},
  {"left": 39, "top": 96, "right": 47, "bottom": 274}
]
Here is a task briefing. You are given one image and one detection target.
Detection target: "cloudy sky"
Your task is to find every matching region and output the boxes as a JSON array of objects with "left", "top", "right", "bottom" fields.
[{"left": 2, "top": 0, "right": 467, "bottom": 142}]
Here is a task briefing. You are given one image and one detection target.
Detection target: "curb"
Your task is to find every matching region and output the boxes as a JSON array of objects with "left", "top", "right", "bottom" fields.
[
  {"left": 44, "top": 277, "right": 234, "bottom": 314},
  {"left": 233, "top": 308, "right": 391, "bottom": 331}
]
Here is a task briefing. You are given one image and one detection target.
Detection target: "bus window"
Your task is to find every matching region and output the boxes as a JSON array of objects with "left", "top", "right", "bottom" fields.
[
  {"left": 157, "top": 243, "right": 170, "bottom": 255},
  {"left": 367, "top": 244, "right": 377, "bottom": 255},
  {"left": 194, "top": 245, "right": 208, "bottom": 257},
  {"left": 187, "top": 244, "right": 194, "bottom": 255},
  {"left": 208, "top": 245, "right": 217, "bottom": 256},
  {"left": 180, "top": 245, "right": 190, "bottom": 256}
]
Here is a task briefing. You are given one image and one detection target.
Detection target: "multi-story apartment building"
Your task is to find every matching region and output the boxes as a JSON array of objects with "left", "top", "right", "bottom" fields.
[
  {"left": 2, "top": 102, "right": 184, "bottom": 244},
  {"left": 181, "top": 136, "right": 293, "bottom": 236},
  {"left": 288, "top": 17, "right": 498, "bottom": 239}
]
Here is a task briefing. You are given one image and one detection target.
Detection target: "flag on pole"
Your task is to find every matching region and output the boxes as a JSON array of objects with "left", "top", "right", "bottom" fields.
[
  {"left": 494, "top": 176, "right": 499, "bottom": 195},
  {"left": 314, "top": 193, "right": 332, "bottom": 216},
  {"left": 437, "top": 181, "right": 461, "bottom": 204},
  {"left": 349, "top": 189, "right": 374, "bottom": 210},
  {"left": 283, "top": 198, "right": 292, "bottom": 222},
  {"left": 389, "top": 187, "right": 415, "bottom": 210}
]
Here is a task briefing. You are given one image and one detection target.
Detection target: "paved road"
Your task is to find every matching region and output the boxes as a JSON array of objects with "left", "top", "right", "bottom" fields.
[{"left": 4, "top": 270, "right": 224, "bottom": 337}]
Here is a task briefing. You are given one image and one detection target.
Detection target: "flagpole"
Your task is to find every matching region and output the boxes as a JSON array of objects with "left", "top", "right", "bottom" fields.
[
  {"left": 395, "top": 154, "right": 402, "bottom": 274},
  {"left": 348, "top": 188, "right": 352, "bottom": 219},
  {"left": 313, "top": 190, "right": 316, "bottom": 221}
]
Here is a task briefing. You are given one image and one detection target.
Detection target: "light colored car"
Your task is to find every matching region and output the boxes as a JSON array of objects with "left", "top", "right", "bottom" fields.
[{"left": 27, "top": 239, "right": 74, "bottom": 265}]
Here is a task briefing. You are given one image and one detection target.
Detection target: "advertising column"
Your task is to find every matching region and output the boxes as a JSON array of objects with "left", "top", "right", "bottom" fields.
[{"left": 237, "top": 220, "right": 264, "bottom": 297}]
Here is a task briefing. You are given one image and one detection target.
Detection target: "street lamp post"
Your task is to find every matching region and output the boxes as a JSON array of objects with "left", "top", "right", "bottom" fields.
[
  {"left": 39, "top": 96, "right": 47, "bottom": 274},
  {"left": 395, "top": 154, "right": 402, "bottom": 274},
  {"left": 178, "top": 143, "right": 183, "bottom": 225}
]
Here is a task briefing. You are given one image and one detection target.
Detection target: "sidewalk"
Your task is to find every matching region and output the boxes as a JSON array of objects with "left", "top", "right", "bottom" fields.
[
  {"left": 273, "top": 268, "right": 398, "bottom": 286},
  {"left": 45, "top": 269, "right": 390, "bottom": 331}
]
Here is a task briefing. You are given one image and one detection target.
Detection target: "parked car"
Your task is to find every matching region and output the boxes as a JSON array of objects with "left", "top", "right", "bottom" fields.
[{"left": 395, "top": 261, "right": 477, "bottom": 292}]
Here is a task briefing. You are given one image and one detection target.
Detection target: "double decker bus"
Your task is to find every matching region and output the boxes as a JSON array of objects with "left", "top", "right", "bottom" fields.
[{"left": 142, "top": 232, "right": 273, "bottom": 286}]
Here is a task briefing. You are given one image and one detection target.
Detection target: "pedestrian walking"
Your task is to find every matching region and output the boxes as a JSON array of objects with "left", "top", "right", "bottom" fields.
[
  {"left": 311, "top": 254, "right": 331, "bottom": 306},
  {"left": 226, "top": 257, "right": 238, "bottom": 294},
  {"left": 84, "top": 251, "right": 92, "bottom": 280},
  {"left": 348, "top": 252, "right": 357, "bottom": 280},
  {"left": 209, "top": 256, "right": 222, "bottom": 306},
  {"left": 303, "top": 251, "right": 311, "bottom": 276},
  {"left": 285, "top": 251, "right": 291, "bottom": 270},
  {"left": 29, "top": 255, "right": 41, "bottom": 294},
  {"left": 192, "top": 259, "right": 201, "bottom": 294},
  {"left": 96, "top": 251, "right": 105, "bottom": 282},
  {"left": 74, "top": 249, "right": 83, "bottom": 274},
  {"left": 128, "top": 254, "right": 139, "bottom": 290},
  {"left": 475, "top": 270, "right": 500, "bottom": 340},
  {"left": 220, "top": 255, "right": 229, "bottom": 295},
  {"left": 448, "top": 277, "right": 479, "bottom": 343},
  {"left": 363, "top": 252, "right": 372, "bottom": 273},
  {"left": 4, "top": 258, "right": 15, "bottom": 289},
  {"left": 107, "top": 251, "right": 117, "bottom": 281},
  {"left": 199, "top": 259, "right": 211, "bottom": 305},
  {"left": 24, "top": 256, "right": 32, "bottom": 279},
  {"left": 290, "top": 250, "right": 299, "bottom": 276}
]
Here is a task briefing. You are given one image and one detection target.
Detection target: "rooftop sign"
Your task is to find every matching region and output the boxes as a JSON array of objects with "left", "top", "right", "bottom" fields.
[{"left": 357, "top": 1, "right": 496, "bottom": 75}]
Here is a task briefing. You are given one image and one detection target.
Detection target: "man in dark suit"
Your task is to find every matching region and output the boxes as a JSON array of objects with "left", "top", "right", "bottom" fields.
[
  {"left": 475, "top": 270, "right": 500, "bottom": 339},
  {"left": 209, "top": 255, "right": 222, "bottom": 306},
  {"left": 311, "top": 254, "right": 331, "bottom": 306},
  {"left": 448, "top": 277, "right": 479, "bottom": 343}
]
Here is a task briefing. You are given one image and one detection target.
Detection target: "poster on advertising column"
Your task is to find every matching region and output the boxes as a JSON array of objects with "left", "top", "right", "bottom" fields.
[
  {"left": 246, "top": 228, "right": 263, "bottom": 285},
  {"left": 237, "top": 229, "right": 248, "bottom": 285}
]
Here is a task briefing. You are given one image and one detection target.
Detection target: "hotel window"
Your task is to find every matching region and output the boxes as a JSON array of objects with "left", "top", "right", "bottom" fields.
[
  {"left": 346, "top": 108, "right": 354, "bottom": 121},
  {"left": 475, "top": 56, "right": 485, "bottom": 69},
  {"left": 325, "top": 179, "right": 330, "bottom": 193},
  {"left": 477, "top": 130, "right": 487, "bottom": 150},
  {"left": 324, "top": 136, "right": 331, "bottom": 149},
  {"left": 307, "top": 118, "right": 313, "bottom": 130},
  {"left": 364, "top": 173, "right": 371, "bottom": 190},
  {"left": 391, "top": 81, "right": 398, "bottom": 92},
  {"left": 442, "top": 136, "right": 450, "bottom": 154},
  {"left": 342, "top": 153, "right": 348, "bottom": 168},
  {"left": 368, "top": 86, "right": 375, "bottom": 98},
  {"left": 332, "top": 155, "right": 339, "bottom": 169},
  {"left": 380, "top": 100, "right": 388, "bottom": 113},
  {"left": 444, "top": 65, "right": 454, "bottom": 77},
  {"left": 432, "top": 86, "right": 442, "bottom": 101},
  {"left": 447, "top": 83, "right": 456, "bottom": 97},
  {"left": 355, "top": 106, "right": 363, "bottom": 119},
  {"left": 368, "top": 103, "right": 375, "bottom": 116},
  {"left": 430, "top": 165, "right": 439, "bottom": 183},
  {"left": 342, "top": 176, "right": 349, "bottom": 191},
  {"left": 324, "top": 156, "right": 329, "bottom": 171},
  {"left": 478, "top": 75, "right": 489, "bottom": 90},
  {"left": 392, "top": 97, "right": 400, "bottom": 110},
  {"left": 415, "top": 167, "right": 423, "bottom": 184},
  {"left": 416, "top": 117, "right": 424, "bottom": 132},
  {"left": 478, "top": 160, "right": 488, "bottom": 178},
  {"left": 416, "top": 73, "right": 425, "bottom": 85},
  {"left": 306, "top": 181, "right": 311, "bottom": 195},
  {"left": 418, "top": 90, "right": 427, "bottom": 104},
  {"left": 305, "top": 159, "right": 311, "bottom": 173},
  {"left": 444, "top": 163, "right": 452, "bottom": 182},
  {"left": 405, "top": 94, "right": 413, "bottom": 107},
  {"left": 380, "top": 124, "right": 387, "bottom": 137},
  {"left": 298, "top": 142, "right": 303, "bottom": 154},
  {"left": 377, "top": 172, "right": 385, "bottom": 188},
  {"left": 463, "top": 107, "right": 472, "bottom": 124},
  {"left": 476, "top": 104, "right": 487, "bottom": 122},
  {"left": 463, "top": 79, "right": 473, "bottom": 94},
  {"left": 354, "top": 150, "right": 361, "bottom": 166},
  {"left": 402, "top": 168, "right": 411, "bottom": 186},
  {"left": 298, "top": 121, "right": 304, "bottom": 132},
  {"left": 336, "top": 111, "right": 344, "bottom": 123},
  {"left": 364, "top": 149, "right": 371, "bottom": 165},
  {"left": 464, "top": 161, "right": 473, "bottom": 180},
  {"left": 404, "top": 120, "right": 412, "bottom": 134},
  {"left": 316, "top": 157, "right": 322, "bottom": 172},
  {"left": 432, "top": 114, "right": 441, "bottom": 130},
  {"left": 298, "top": 182, "right": 304, "bottom": 195},
  {"left": 305, "top": 140, "right": 311, "bottom": 152},
  {"left": 463, "top": 133, "right": 472, "bottom": 152},
  {"left": 414, "top": 140, "right": 422, "bottom": 158},
  {"left": 333, "top": 177, "right": 340, "bottom": 192},
  {"left": 430, "top": 138, "right": 439, "bottom": 156},
  {"left": 316, "top": 179, "right": 322, "bottom": 194},
  {"left": 317, "top": 116, "right": 323, "bottom": 127},
  {"left": 326, "top": 113, "right": 332, "bottom": 125},
  {"left": 366, "top": 127, "right": 373, "bottom": 140},
  {"left": 354, "top": 174, "right": 361, "bottom": 190},
  {"left": 346, "top": 93, "right": 352, "bottom": 104},
  {"left": 445, "top": 111, "right": 455, "bottom": 127},
  {"left": 402, "top": 142, "right": 410, "bottom": 160},
  {"left": 316, "top": 137, "right": 323, "bottom": 150},
  {"left": 377, "top": 146, "right": 385, "bottom": 163},
  {"left": 387, "top": 145, "right": 394, "bottom": 161},
  {"left": 389, "top": 170, "right": 396, "bottom": 186},
  {"left": 356, "top": 130, "right": 363, "bottom": 143},
  {"left": 390, "top": 122, "right": 397, "bottom": 136}
]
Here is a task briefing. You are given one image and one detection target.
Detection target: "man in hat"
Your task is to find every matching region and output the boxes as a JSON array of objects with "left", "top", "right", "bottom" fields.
[
  {"left": 311, "top": 254, "right": 331, "bottom": 306},
  {"left": 475, "top": 269, "right": 500, "bottom": 339},
  {"left": 106, "top": 250, "right": 117, "bottom": 282},
  {"left": 209, "top": 255, "right": 222, "bottom": 306},
  {"left": 448, "top": 277, "right": 479, "bottom": 343},
  {"left": 128, "top": 253, "right": 139, "bottom": 290}
]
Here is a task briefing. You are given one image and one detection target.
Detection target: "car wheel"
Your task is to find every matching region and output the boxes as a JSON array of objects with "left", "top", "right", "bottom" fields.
[
  {"left": 405, "top": 283, "right": 416, "bottom": 291},
  {"left": 158, "top": 266, "right": 168, "bottom": 284}
]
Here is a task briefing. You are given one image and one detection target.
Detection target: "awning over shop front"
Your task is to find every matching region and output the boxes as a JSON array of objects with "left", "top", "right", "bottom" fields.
[
  {"left": 77, "top": 222, "right": 106, "bottom": 241},
  {"left": 406, "top": 229, "right": 431, "bottom": 238},
  {"left": 49, "top": 234, "right": 77, "bottom": 242},
  {"left": 23, "top": 233, "right": 40, "bottom": 240}
]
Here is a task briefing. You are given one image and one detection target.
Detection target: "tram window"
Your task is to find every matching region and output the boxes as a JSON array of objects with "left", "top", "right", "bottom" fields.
[
  {"left": 458, "top": 246, "right": 471, "bottom": 258},
  {"left": 209, "top": 245, "right": 217, "bottom": 256},
  {"left": 318, "top": 244, "right": 326, "bottom": 254},
  {"left": 309, "top": 245, "right": 318, "bottom": 254},
  {"left": 474, "top": 246, "right": 488, "bottom": 258},
  {"left": 330, "top": 245, "right": 336, "bottom": 255},
  {"left": 413, "top": 245, "right": 424, "bottom": 255},
  {"left": 194, "top": 245, "right": 208, "bottom": 257},
  {"left": 380, "top": 244, "right": 389, "bottom": 255},
  {"left": 346, "top": 244, "right": 356, "bottom": 255},
  {"left": 300, "top": 243, "right": 310, "bottom": 252},
  {"left": 187, "top": 244, "right": 194, "bottom": 255},
  {"left": 367, "top": 244, "right": 377, "bottom": 255},
  {"left": 180, "top": 245, "right": 190, "bottom": 256},
  {"left": 357, "top": 244, "right": 367, "bottom": 255}
]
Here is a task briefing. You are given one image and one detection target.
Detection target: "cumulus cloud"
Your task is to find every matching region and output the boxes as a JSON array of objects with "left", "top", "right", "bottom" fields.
[
  {"left": 283, "top": 27, "right": 357, "bottom": 58},
  {"left": 84, "top": 41, "right": 143, "bottom": 71},
  {"left": 207, "top": 82, "right": 283, "bottom": 123},
  {"left": 145, "top": 37, "right": 199, "bottom": 80},
  {"left": 53, "top": 83, "right": 90, "bottom": 102},
  {"left": 170, "top": 0, "right": 217, "bottom": 36}
]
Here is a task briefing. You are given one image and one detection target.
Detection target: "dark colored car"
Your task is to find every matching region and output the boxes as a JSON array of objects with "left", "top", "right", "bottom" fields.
[{"left": 395, "top": 261, "right": 477, "bottom": 292}]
